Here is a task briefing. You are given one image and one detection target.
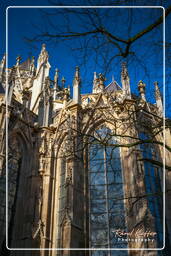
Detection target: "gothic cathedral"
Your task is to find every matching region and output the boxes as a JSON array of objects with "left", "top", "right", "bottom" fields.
[{"left": 0, "top": 44, "right": 171, "bottom": 256}]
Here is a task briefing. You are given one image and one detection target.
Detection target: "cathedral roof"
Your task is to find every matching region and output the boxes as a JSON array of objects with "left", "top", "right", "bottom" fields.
[{"left": 105, "top": 80, "right": 122, "bottom": 93}]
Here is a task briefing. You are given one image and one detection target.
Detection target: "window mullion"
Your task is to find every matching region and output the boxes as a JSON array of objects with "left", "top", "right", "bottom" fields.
[{"left": 104, "top": 148, "right": 111, "bottom": 256}]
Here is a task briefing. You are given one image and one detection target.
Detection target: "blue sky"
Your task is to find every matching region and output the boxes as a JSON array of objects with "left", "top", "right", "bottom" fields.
[{"left": 1, "top": 0, "right": 171, "bottom": 116}]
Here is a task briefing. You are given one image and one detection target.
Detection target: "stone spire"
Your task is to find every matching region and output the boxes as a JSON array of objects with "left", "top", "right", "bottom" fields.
[
  {"left": 138, "top": 80, "right": 146, "bottom": 101},
  {"left": 98, "top": 73, "right": 105, "bottom": 91},
  {"left": 16, "top": 55, "right": 21, "bottom": 67},
  {"left": 30, "top": 44, "right": 51, "bottom": 114},
  {"left": 121, "top": 62, "right": 131, "bottom": 98},
  {"left": 0, "top": 54, "right": 6, "bottom": 84},
  {"left": 68, "top": 84, "right": 70, "bottom": 94},
  {"left": 30, "top": 56, "right": 35, "bottom": 75},
  {"left": 154, "top": 81, "right": 163, "bottom": 116},
  {"left": 92, "top": 73, "right": 105, "bottom": 93},
  {"left": 53, "top": 68, "right": 59, "bottom": 100},
  {"left": 92, "top": 72, "right": 98, "bottom": 93},
  {"left": 63, "top": 88, "right": 70, "bottom": 107},
  {"left": 37, "top": 76, "right": 52, "bottom": 126},
  {"left": 54, "top": 68, "right": 59, "bottom": 85},
  {"left": 73, "top": 66, "right": 81, "bottom": 104},
  {"left": 37, "top": 44, "right": 49, "bottom": 71},
  {"left": 61, "top": 76, "right": 66, "bottom": 88}
]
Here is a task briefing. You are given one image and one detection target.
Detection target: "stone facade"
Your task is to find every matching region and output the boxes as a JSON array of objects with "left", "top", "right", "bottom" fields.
[{"left": 0, "top": 45, "right": 170, "bottom": 256}]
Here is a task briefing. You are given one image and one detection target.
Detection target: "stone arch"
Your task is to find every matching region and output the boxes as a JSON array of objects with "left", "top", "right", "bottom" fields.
[
  {"left": 51, "top": 116, "right": 128, "bottom": 252},
  {"left": 0, "top": 126, "right": 34, "bottom": 255},
  {"left": 7, "top": 128, "right": 33, "bottom": 250},
  {"left": 84, "top": 118, "right": 120, "bottom": 138},
  {"left": 55, "top": 130, "right": 68, "bottom": 159}
]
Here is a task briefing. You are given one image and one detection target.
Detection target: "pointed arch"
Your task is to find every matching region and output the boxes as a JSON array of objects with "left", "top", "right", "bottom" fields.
[
  {"left": 86, "top": 125, "right": 128, "bottom": 254},
  {"left": 7, "top": 128, "right": 33, "bottom": 249}
]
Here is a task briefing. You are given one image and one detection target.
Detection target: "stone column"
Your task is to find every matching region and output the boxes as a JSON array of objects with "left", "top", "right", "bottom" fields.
[{"left": 60, "top": 104, "right": 85, "bottom": 256}]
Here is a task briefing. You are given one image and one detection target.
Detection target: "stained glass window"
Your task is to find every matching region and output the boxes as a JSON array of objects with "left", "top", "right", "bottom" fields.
[
  {"left": 139, "top": 132, "right": 163, "bottom": 251},
  {"left": 88, "top": 127, "right": 128, "bottom": 256}
]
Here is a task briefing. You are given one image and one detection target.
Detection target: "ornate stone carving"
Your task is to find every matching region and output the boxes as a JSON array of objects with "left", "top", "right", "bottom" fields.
[
  {"left": 65, "top": 165, "right": 73, "bottom": 186},
  {"left": 32, "top": 185, "right": 44, "bottom": 240}
]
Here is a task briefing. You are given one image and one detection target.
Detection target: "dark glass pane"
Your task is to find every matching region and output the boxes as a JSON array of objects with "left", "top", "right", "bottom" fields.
[
  {"left": 106, "top": 147, "right": 120, "bottom": 159},
  {"left": 109, "top": 213, "right": 126, "bottom": 230},
  {"left": 90, "top": 160, "right": 105, "bottom": 172},
  {"left": 107, "top": 171, "right": 123, "bottom": 184},
  {"left": 90, "top": 213, "right": 108, "bottom": 229},
  {"left": 106, "top": 157, "right": 121, "bottom": 172},
  {"left": 91, "top": 199, "right": 107, "bottom": 213},
  {"left": 89, "top": 144, "right": 104, "bottom": 161},
  {"left": 95, "top": 127, "right": 111, "bottom": 138},
  {"left": 108, "top": 200, "right": 125, "bottom": 213},
  {"left": 91, "top": 228, "right": 108, "bottom": 244},
  {"left": 108, "top": 184, "right": 124, "bottom": 199},
  {"left": 111, "top": 246, "right": 128, "bottom": 256},
  {"left": 91, "top": 244, "right": 108, "bottom": 248},
  {"left": 111, "top": 251, "right": 128, "bottom": 256},
  {"left": 90, "top": 172, "right": 106, "bottom": 185},
  {"left": 91, "top": 250, "right": 109, "bottom": 256},
  {"left": 90, "top": 185, "right": 106, "bottom": 199}
]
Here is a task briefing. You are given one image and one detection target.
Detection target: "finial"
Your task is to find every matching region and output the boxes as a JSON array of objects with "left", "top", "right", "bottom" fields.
[
  {"left": 0, "top": 53, "right": 6, "bottom": 83},
  {"left": 99, "top": 73, "right": 105, "bottom": 82},
  {"left": 63, "top": 88, "right": 70, "bottom": 107},
  {"left": 1, "top": 53, "right": 6, "bottom": 62},
  {"left": 42, "top": 43, "right": 46, "bottom": 50},
  {"left": 112, "top": 75, "right": 114, "bottom": 82},
  {"left": 75, "top": 66, "right": 80, "bottom": 81},
  {"left": 138, "top": 80, "right": 146, "bottom": 101},
  {"left": 121, "top": 62, "right": 127, "bottom": 70},
  {"left": 30, "top": 56, "right": 35, "bottom": 74},
  {"left": 54, "top": 68, "right": 59, "bottom": 84},
  {"left": 121, "top": 62, "right": 128, "bottom": 78},
  {"left": 0, "top": 53, "right": 6, "bottom": 67},
  {"left": 92, "top": 72, "right": 98, "bottom": 93},
  {"left": 98, "top": 73, "right": 105, "bottom": 90},
  {"left": 154, "top": 81, "right": 163, "bottom": 116},
  {"left": 16, "top": 55, "right": 21, "bottom": 66},
  {"left": 121, "top": 61, "right": 131, "bottom": 98},
  {"left": 73, "top": 66, "right": 81, "bottom": 104},
  {"left": 93, "top": 72, "right": 97, "bottom": 84},
  {"left": 154, "top": 81, "right": 162, "bottom": 101},
  {"left": 138, "top": 80, "right": 145, "bottom": 89},
  {"left": 61, "top": 76, "right": 66, "bottom": 87}
]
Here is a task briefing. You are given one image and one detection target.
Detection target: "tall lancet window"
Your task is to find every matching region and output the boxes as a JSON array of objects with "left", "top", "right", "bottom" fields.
[
  {"left": 139, "top": 132, "right": 164, "bottom": 250},
  {"left": 88, "top": 127, "right": 128, "bottom": 256}
]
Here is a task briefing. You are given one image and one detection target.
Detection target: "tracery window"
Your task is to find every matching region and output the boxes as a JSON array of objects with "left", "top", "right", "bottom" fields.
[
  {"left": 88, "top": 127, "right": 128, "bottom": 256},
  {"left": 139, "top": 132, "right": 163, "bottom": 251}
]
